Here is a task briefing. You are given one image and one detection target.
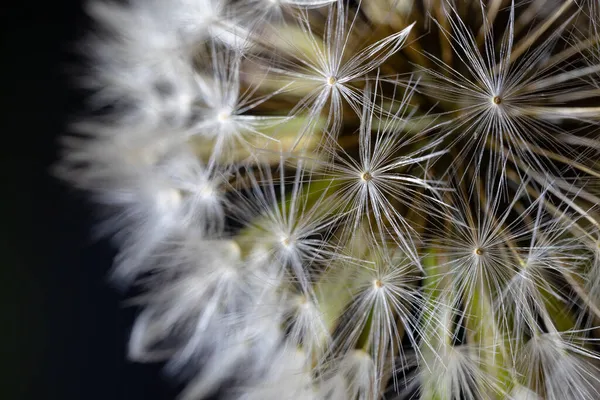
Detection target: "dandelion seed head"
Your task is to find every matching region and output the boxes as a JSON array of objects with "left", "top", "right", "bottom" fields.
[{"left": 60, "top": 0, "right": 600, "bottom": 398}]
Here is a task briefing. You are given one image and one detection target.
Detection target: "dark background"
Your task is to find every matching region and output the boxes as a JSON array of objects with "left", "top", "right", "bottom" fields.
[{"left": 1, "top": 1, "right": 179, "bottom": 398}]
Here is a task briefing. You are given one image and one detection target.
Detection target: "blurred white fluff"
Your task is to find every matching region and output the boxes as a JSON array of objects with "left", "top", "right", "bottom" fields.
[
  {"left": 238, "top": 348, "right": 313, "bottom": 400},
  {"left": 103, "top": 148, "right": 228, "bottom": 283},
  {"left": 319, "top": 350, "right": 378, "bottom": 400},
  {"left": 129, "top": 238, "right": 286, "bottom": 399},
  {"left": 516, "top": 332, "right": 600, "bottom": 399}
]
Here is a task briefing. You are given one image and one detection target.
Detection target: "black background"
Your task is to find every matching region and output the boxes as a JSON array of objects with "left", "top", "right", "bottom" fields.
[{"left": 1, "top": 1, "right": 179, "bottom": 398}]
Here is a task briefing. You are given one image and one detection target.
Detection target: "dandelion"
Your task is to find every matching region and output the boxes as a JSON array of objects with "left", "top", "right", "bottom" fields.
[{"left": 59, "top": 0, "right": 600, "bottom": 399}]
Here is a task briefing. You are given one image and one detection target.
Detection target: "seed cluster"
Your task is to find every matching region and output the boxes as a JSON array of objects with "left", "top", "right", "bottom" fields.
[{"left": 59, "top": 0, "right": 600, "bottom": 399}]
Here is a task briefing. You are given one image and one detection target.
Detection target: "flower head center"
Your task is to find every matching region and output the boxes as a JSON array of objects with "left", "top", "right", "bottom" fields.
[
  {"left": 374, "top": 279, "right": 384, "bottom": 289},
  {"left": 492, "top": 96, "right": 502, "bottom": 105},
  {"left": 327, "top": 76, "right": 337, "bottom": 86},
  {"left": 361, "top": 171, "right": 373, "bottom": 182},
  {"left": 280, "top": 235, "right": 292, "bottom": 247},
  {"left": 297, "top": 295, "right": 311, "bottom": 309},
  {"left": 197, "top": 183, "right": 216, "bottom": 199},
  {"left": 474, "top": 247, "right": 484, "bottom": 256},
  {"left": 217, "top": 110, "right": 231, "bottom": 122}
]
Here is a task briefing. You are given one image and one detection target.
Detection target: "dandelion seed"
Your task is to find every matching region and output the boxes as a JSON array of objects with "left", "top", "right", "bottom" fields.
[
  {"left": 185, "top": 41, "right": 290, "bottom": 162},
  {"left": 250, "top": 0, "right": 414, "bottom": 142},
  {"left": 420, "top": 0, "right": 600, "bottom": 181},
  {"left": 323, "top": 80, "right": 448, "bottom": 262},
  {"left": 231, "top": 156, "right": 345, "bottom": 293}
]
